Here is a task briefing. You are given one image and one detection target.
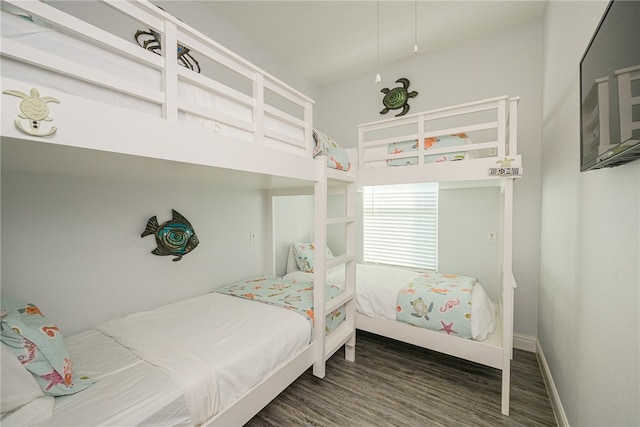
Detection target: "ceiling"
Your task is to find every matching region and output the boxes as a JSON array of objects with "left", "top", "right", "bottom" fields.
[{"left": 202, "top": 1, "right": 547, "bottom": 87}]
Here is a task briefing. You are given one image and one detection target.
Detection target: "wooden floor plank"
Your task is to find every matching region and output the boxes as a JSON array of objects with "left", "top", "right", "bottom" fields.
[{"left": 247, "top": 331, "right": 557, "bottom": 426}]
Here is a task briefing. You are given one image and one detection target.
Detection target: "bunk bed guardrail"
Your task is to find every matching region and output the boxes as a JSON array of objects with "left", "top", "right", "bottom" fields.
[{"left": 357, "top": 96, "right": 521, "bottom": 183}]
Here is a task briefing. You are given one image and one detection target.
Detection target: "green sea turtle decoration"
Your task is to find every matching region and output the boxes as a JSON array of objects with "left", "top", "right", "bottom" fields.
[
  {"left": 3, "top": 87, "right": 60, "bottom": 137},
  {"left": 380, "top": 78, "right": 418, "bottom": 117}
]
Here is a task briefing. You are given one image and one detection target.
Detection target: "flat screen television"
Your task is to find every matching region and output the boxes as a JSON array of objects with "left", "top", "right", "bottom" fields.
[{"left": 580, "top": 0, "right": 640, "bottom": 171}]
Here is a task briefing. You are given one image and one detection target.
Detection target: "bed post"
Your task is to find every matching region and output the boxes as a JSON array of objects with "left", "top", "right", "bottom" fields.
[
  {"left": 253, "top": 74, "right": 265, "bottom": 145},
  {"left": 497, "top": 98, "right": 507, "bottom": 159},
  {"left": 500, "top": 178, "right": 516, "bottom": 415},
  {"left": 344, "top": 179, "right": 357, "bottom": 362},
  {"left": 313, "top": 159, "right": 328, "bottom": 378},
  {"left": 508, "top": 97, "right": 520, "bottom": 157},
  {"left": 162, "top": 19, "right": 178, "bottom": 122}
]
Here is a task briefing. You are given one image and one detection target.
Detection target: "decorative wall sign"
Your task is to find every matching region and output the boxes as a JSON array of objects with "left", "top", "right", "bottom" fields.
[
  {"left": 3, "top": 88, "right": 60, "bottom": 137},
  {"left": 380, "top": 78, "right": 418, "bottom": 117},
  {"left": 141, "top": 209, "right": 199, "bottom": 262}
]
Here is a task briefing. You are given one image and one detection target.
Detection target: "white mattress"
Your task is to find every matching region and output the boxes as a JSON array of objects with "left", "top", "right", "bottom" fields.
[
  {"left": 30, "top": 293, "right": 311, "bottom": 426},
  {"left": 286, "top": 263, "right": 496, "bottom": 341}
]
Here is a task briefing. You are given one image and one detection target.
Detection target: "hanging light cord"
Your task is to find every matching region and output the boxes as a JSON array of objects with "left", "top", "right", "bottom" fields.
[
  {"left": 375, "top": 0, "right": 381, "bottom": 83},
  {"left": 414, "top": 0, "right": 418, "bottom": 54}
]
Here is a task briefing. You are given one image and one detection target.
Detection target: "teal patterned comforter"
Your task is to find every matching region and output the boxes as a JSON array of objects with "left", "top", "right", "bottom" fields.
[
  {"left": 215, "top": 276, "right": 345, "bottom": 336},
  {"left": 396, "top": 273, "right": 476, "bottom": 339}
]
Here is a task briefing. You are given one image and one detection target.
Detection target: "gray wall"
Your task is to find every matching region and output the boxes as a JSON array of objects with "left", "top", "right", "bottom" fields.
[
  {"left": 540, "top": 2, "right": 639, "bottom": 425},
  {"left": 2, "top": 162, "right": 270, "bottom": 335},
  {"left": 438, "top": 186, "right": 501, "bottom": 300},
  {"left": 316, "top": 20, "right": 544, "bottom": 338}
]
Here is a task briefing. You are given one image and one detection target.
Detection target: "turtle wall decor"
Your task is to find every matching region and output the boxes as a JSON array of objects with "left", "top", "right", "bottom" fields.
[
  {"left": 380, "top": 78, "right": 418, "bottom": 117},
  {"left": 3, "top": 87, "right": 60, "bottom": 137}
]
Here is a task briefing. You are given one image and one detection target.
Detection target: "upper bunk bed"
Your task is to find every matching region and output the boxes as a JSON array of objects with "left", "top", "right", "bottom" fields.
[
  {"left": 357, "top": 95, "right": 521, "bottom": 187},
  {"left": 0, "top": 0, "right": 358, "bottom": 184}
]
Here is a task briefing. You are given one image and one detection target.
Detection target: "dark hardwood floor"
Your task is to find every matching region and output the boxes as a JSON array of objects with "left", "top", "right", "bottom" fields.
[{"left": 247, "top": 331, "right": 557, "bottom": 427}]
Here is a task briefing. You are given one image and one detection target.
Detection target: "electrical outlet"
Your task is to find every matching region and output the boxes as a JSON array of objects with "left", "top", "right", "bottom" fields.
[
  {"left": 250, "top": 232, "right": 257, "bottom": 245},
  {"left": 487, "top": 231, "right": 497, "bottom": 243}
]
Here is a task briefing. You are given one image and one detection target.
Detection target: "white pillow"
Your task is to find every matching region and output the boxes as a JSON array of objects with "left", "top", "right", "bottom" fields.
[
  {"left": 1, "top": 343, "right": 44, "bottom": 413},
  {"left": 0, "top": 396, "right": 54, "bottom": 427}
]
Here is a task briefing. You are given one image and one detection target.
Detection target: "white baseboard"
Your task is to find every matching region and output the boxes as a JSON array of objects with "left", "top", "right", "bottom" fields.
[
  {"left": 536, "top": 341, "right": 570, "bottom": 427},
  {"left": 512, "top": 334, "right": 568, "bottom": 426},
  {"left": 513, "top": 333, "right": 537, "bottom": 352}
]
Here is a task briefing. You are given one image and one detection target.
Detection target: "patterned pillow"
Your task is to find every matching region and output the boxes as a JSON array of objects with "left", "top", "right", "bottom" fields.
[
  {"left": 312, "top": 129, "right": 351, "bottom": 171},
  {"left": 292, "top": 242, "right": 335, "bottom": 273},
  {"left": 0, "top": 297, "right": 95, "bottom": 396}
]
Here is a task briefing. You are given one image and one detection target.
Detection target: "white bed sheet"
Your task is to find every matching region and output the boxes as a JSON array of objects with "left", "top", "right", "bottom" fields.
[
  {"left": 27, "top": 293, "right": 311, "bottom": 426},
  {"left": 286, "top": 263, "right": 496, "bottom": 341},
  {"left": 34, "top": 329, "right": 192, "bottom": 427},
  {"left": 96, "top": 292, "right": 311, "bottom": 425}
]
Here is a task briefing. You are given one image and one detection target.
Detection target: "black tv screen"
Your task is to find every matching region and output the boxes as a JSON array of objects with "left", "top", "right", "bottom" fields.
[{"left": 580, "top": 0, "right": 640, "bottom": 171}]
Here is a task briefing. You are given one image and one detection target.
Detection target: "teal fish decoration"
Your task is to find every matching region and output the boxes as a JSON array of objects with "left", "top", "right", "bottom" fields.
[{"left": 141, "top": 209, "right": 199, "bottom": 262}]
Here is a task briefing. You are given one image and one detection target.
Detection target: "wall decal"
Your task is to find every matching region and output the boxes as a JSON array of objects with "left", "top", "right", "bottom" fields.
[
  {"left": 141, "top": 209, "right": 199, "bottom": 262},
  {"left": 3, "top": 88, "right": 60, "bottom": 136},
  {"left": 380, "top": 78, "right": 418, "bottom": 117}
]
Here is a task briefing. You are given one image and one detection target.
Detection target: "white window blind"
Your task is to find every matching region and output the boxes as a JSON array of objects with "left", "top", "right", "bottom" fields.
[{"left": 363, "top": 183, "right": 438, "bottom": 271}]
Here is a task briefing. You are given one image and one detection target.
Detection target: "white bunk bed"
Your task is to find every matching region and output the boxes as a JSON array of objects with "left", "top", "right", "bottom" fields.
[
  {"left": 0, "top": 0, "right": 356, "bottom": 425},
  {"left": 355, "top": 96, "right": 521, "bottom": 416}
]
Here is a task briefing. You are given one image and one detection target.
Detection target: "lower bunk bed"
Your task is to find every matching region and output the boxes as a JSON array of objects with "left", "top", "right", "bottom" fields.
[
  {"left": 0, "top": 275, "right": 350, "bottom": 427},
  {"left": 284, "top": 231, "right": 515, "bottom": 416}
]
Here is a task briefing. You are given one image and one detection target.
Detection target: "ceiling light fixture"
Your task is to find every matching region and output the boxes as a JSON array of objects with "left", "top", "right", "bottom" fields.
[
  {"left": 414, "top": 0, "right": 418, "bottom": 54},
  {"left": 375, "top": 0, "right": 381, "bottom": 84}
]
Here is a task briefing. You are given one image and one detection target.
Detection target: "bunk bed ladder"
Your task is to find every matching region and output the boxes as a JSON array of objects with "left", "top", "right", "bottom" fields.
[{"left": 313, "top": 162, "right": 357, "bottom": 378}]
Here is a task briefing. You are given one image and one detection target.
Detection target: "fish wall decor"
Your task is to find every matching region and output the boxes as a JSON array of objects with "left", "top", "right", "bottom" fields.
[{"left": 141, "top": 209, "right": 199, "bottom": 262}]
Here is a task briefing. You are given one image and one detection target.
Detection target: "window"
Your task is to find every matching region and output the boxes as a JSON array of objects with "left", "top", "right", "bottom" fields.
[{"left": 363, "top": 183, "right": 438, "bottom": 271}]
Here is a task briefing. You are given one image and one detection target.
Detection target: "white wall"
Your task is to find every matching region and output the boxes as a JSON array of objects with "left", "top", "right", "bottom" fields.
[
  {"left": 540, "top": 2, "right": 639, "bottom": 425},
  {"left": 2, "top": 156, "right": 271, "bottom": 335},
  {"left": 272, "top": 195, "right": 314, "bottom": 276},
  {"left": 316, "top": 20, "right": 544, "bottom": 338},
  {"left": 438, "top": 187, "right": 501, "bottom": 301}
]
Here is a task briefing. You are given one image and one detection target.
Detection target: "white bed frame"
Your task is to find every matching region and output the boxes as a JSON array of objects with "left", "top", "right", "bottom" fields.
[
  {"left": 356, "top": 96, "right": 520, "bottom": 416},
  {"left": 0, "top": 1, "right": 356, "bottom": 425}
]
